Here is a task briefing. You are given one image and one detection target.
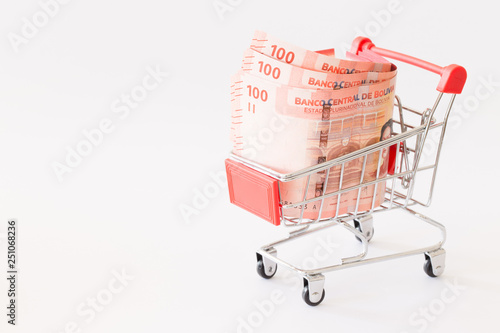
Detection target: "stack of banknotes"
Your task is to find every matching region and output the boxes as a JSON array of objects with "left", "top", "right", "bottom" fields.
[{"left": 230, "top": 31, "right": 397, "bottom": 220}]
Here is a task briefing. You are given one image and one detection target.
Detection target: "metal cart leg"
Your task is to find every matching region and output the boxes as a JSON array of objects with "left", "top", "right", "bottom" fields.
[
  {"left": 354, "top": 215, "right": 374, "bottom": 242},
  {"left": 303, "top": 274, "right": 326, "bottom": 306},
  {"left": 424, "top": 248, "right": 446, "bottom": 277}
]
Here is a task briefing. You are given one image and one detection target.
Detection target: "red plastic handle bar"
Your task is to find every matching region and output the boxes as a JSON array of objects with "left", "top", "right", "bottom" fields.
[{"left": 351, "top": 37, "right": 467, "bottom": 94}]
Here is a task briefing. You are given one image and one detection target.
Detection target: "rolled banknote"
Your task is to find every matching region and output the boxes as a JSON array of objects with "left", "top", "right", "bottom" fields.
[
  {"left": 241, "top": 48, "right": 396, "bottom": 89},
  {"left": 358, "top": 49, "right": 392, "bottom": 65},
  {"left": 345, "top": 51, "right": 392, "bottom": 72},
  {"left": 250, "top": 30, "right": 394, "bottom": 74},
  {"left": 230, "top": 71, "right": 396, "bottom": 219},
  {"left": 231, "top": 48, "right": 395, "bottom": 143}
]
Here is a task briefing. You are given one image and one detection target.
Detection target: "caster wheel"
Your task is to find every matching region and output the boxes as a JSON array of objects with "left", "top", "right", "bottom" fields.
[
  {"left": 354, "top": 219, "right": 374, "bottom": 242},
  {"left": 256, "top": 253, "right": 277, "bottom": 279},
  {"left": 302, "top": 285, "right": 325, "bottom": 306},
  {"left": 423, "top": 258, "right": 437, "bottom": 277},
  {"left": 423, "top": 250, "right": 445, "bottom": 277}
]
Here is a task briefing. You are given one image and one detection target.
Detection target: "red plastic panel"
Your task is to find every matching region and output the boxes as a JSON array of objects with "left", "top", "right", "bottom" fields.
[
  {"left": 225, "top": 159, "right": 281, "bottom": 226},
  {"left": 388, "top": 143, "right": 398, "bottom": 175}
]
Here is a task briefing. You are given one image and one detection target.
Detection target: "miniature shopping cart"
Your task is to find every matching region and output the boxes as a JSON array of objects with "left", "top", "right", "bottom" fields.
[{"left": 225, "top": 37, "right": 467, "bottom": 306}]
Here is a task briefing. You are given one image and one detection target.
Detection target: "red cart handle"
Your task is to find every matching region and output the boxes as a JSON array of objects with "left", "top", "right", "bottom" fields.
[{"left": 351, "top": 37, "right": 467, "bottom": 94}]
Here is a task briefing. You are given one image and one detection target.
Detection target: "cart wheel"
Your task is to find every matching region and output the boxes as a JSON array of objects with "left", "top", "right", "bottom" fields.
[
  {"left": 302, "top": 285, "right": 325, "bottom": 306},
  {"left": 423, "top": 249, "right": 445, "bottom": 278},
  {"left": 256, "top": 253, "right": 277, "bottom": 279},
  {"left": 354, "top": 217, "right": 374, "bottom": 242},
  {"left": 423, "top": 258, "right": 437, "bottom": 277}
]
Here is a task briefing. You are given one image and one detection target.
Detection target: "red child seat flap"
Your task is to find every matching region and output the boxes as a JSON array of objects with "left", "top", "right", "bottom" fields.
[{"left": 225, "top": 159, "right": 281, "bottom": 226}]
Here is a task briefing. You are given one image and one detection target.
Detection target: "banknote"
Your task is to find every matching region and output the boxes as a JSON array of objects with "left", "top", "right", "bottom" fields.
[
  {"left": 358, "top": 49, "right": 392, "bottom": 65},
  {"left": 250, "top": 30, "right": 394, "bottom": 74},
  {"left": 231, "top": 71, "right": 396, "bottom": 121},
  {"left": 241, "top": 48, "right": 396, "bottom": 89},
  {"left": 232, "top": 49, "right": 395, "bottom": 143},
  {"left": 346, "top": 50, "right": 392, "bottom": 72},
  {"left": 230, "top": 71, "right": 396, "bottom": 219},
  {"left": 345, "top": 51, "right": 371, "bottom": 62}
]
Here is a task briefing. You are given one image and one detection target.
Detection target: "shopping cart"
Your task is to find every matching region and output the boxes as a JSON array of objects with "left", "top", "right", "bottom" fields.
[{"left": 225, "top": 37, "right": 467, "bottom": 306}]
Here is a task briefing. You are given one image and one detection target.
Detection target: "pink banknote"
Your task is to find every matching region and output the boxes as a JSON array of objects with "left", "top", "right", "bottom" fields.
[
  {"left": 241, "top": 48, "right": 396, "bottom": 89},
  {"left": 250, "top": 30, "right": 394, "bottom": 74},
  {"left": 230, "top": 71, "right": 396, "bottom": 219}
]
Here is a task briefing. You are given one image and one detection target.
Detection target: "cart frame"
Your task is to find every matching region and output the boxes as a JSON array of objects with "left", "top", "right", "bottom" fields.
[{"left": 226, "top": 37, "right": 466, "bottom": 305}]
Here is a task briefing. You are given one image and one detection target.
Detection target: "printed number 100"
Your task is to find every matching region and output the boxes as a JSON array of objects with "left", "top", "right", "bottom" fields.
[
  {"left": 270, "top": 45, "right": 295, "bottom": 64},
  {"left": 247, "top": 85, "right": 268, "bottom": 102},
  {"left": 258, "top": 61, "right": 281, "bottom": 79}
]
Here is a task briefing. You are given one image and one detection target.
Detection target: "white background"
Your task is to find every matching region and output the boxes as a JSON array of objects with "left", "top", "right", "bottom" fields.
[{"left": 0, "top": 0, "right": 499, "bottom": 332}]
